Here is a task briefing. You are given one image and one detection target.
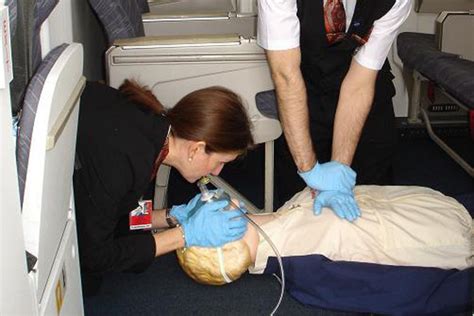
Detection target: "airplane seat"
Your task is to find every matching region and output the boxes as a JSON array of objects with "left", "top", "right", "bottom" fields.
[
  {"left": 31, "top": 0, "right": 65, "bottom": 72},
  {"left": 4, "top": 0, "right": 17, "bottom": 37},
  {"left": 143, "top": 0, "right": 257, "bottom": 37},
  {"left": 88, "top": 0, "right": 150, "bottom": 44},
  {"left": 89, "top": 0, "right": 282, "bottom": 213},
  {"left": 396, "top": 9, "right": 474, "bottom": 177},
  {"left": 16, "top": 43, "right": 86, "bottom": 314},
  {"left": 256, "top": 89, "right": 279, "bottom": 120}
]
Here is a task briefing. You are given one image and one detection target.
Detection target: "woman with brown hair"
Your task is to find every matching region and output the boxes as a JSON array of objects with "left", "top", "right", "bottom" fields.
[{"left": 73, "top": 80, "right": 253, "bottom": 296}]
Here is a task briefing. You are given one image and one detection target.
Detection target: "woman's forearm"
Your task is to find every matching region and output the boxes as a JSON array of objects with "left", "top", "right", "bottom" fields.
[
  {"left": 153, "top": 227, "right": 185, "bottom": 257},
  {"left": 152, "top": 208, "right": 170, "bottom": 229}
]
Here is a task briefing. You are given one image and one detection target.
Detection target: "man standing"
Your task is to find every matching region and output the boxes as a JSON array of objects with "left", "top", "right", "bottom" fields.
[{"left": 258, "top": 0, "right": 412, "bottom": 221}]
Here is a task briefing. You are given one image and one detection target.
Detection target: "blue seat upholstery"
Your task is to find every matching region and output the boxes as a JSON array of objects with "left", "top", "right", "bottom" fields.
[
  {"left": 256, "top": 89, "right": 279, "bottom": 120},
  {"left": 397, "top": 32, "right": 474, "bottom": 177},
  {"left": 397, "top": 32, "right": 474, "bottom": 108},
  {"left": 16, "top": 44, "right": 68, "bottom": 205},
  {"left": 88, "top": 0, "right": 149, "bottom": 45}
]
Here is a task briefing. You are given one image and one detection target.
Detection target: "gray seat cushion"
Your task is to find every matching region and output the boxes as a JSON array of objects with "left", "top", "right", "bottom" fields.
[
  {"left": 256, "top": 89, "right": 279, "bottom": 119},
  {"left": 16, "top": 44, "right": 68, "bottom": 205},
  {"left": 397, "top": 32, "right": 474, "bottom": 108},
  {"left": 88, "top": 0, "right": 146, "bottom": 45},
  {"left": 32, "top": 0, "right": 59, "bottom": 71}
]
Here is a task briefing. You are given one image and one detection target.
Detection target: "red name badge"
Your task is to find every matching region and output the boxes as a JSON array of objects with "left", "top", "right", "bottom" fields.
[{"left": 129, "top": 200, "right": 152, "bottom": 230}]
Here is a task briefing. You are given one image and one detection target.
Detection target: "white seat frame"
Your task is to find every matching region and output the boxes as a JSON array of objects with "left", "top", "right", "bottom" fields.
[{"left": 21, "top": 43, "right": 85, "bottom": 314}]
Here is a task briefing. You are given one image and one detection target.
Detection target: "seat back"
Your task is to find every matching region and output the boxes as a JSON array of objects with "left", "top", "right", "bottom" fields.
[
  {"left": 95, "top": 1, "right": 281, "bottom": 212},
  {"left": 415, "top": 0, "right": 474, "bottom": 13},
  {"left": 436, "top": 12, "right": 474, "bottom": 62},
  {"left": 18, "top": 43, "right": 85, "bottom": 302},
  {"left": 4, "top": 0, "right": 17, "bottom": 37},
  {"left": 31, "top": 0, "right": 59, "bottom": 72},
  {"left": 88, "top": 0, "right": 149, "bottom": 45},
  {"left": 17, "top": 44, "right": 67, "bottom": 206},
  {"left": 143, "top": 0, "right": 256, "bottom": 37},
  {"left": 107, "top": 35, "right": 281, "bottom": 144}
]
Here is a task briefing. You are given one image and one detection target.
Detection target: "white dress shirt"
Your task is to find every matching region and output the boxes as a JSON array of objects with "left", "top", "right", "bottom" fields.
[{"left": 257, "top": 0, "right": 412, "bottom": 70}]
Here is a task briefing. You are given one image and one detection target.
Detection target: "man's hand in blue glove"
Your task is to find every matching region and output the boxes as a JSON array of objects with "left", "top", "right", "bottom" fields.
[
  {"left": 298, "top": 161, "right": 356, "bottom": 193},
  {"left": 169, "top": 193, "right": 203, "bottom": 225},
  {"left": 181, "top": 199, "right": 248, "bottom": 247},
  {"left": 313, "top": 190, "right": 360, "bottom": 222}
]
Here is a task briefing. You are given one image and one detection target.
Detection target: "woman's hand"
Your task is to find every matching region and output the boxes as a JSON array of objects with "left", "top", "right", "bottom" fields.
[
  {"left": 170, "top": 190, "right": 220, "bottom": 224},
  {"left": 181, "top": 199, "right": 247, "bottom": 247},
  {"left": 169, "top": 193, "right": 202, "bottom": 224}
]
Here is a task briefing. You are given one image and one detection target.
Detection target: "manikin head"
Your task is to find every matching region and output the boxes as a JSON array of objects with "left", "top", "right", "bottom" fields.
[
  {"left": 176, "top": 214, "right": 261, "bottom": 285},
  {"left": 176, "top": 240, "right": 252, "bottom": 285}
]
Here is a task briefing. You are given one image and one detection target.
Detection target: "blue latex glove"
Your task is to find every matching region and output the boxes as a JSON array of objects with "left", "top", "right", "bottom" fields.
[
  {"left": 298, "top": 161, "right": 356, "bottom": 193},
  {"left": 313, "top": 190, "right": 360, "bottom": 222},
  {"left": 169, "top": 193, "right": 203, "bottom": 225},
  {"left": 181, "top": 199, "right": 248, "bottom": 247}
]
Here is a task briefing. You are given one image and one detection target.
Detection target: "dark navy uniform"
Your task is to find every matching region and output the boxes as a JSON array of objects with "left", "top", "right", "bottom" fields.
[{"left": 74, "top": 81, "right": 169, "bottom": 295}]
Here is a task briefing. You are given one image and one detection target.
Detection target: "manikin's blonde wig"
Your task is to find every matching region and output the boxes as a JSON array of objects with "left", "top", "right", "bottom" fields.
[{"left": 176, "top": 239, "right": 252, "bottom": 285}]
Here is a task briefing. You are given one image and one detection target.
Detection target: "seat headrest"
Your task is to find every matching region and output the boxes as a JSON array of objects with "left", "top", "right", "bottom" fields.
[{"left": 88, "top": 0, "right": 146, "bottom": 45}]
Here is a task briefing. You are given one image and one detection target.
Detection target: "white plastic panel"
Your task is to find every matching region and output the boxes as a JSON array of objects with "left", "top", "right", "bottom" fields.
[
  {"left": 143, "top": 0, "right": 256, "bottom": 39},
  {"left": 40, "top": 220, "right": 84, "bottom": 316},
  {"left": 0, "top": 5, "right": 38, "bottom": 314},
  {"left": 143, "top": 16, "right": 256, "bottom": 38},
  {"left": 147, "top": 0, "right": 235, "bottom": 15},
  {"left": 415, "top": 0, "right": 474, "bottom": 13},
  {"left": 21, "top": 43, "right": 84, "bottom": 303},
  {"left": 436, "top": 13, "right": 474, "bottom": 61},
  {"left": 107, "top": 37, "right": 281, "bottom": 144}
]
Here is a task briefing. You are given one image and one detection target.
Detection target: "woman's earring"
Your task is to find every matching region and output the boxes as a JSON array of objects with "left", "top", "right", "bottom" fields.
[{"left": 188, "top": 157, "right": 192, "bottom": 162}]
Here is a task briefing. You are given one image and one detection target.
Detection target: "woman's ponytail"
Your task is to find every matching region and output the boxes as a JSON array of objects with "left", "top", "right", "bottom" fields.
[{"left": 119, "top": 79, "right": 165, "bottom": 114}]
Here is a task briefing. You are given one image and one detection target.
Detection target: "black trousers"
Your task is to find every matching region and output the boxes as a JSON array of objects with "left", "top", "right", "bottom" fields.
[{"left": 275, "top": 74, "right": 397, "bottom": 208}]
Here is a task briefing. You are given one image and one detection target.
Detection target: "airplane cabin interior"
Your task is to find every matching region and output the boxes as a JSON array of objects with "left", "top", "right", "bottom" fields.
[{"left": 1, "top": 0, "right": 473, "bottom": 315}]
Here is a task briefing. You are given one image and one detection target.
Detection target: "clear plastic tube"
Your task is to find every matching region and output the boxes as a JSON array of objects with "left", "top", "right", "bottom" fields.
[{"left": 197, "top": 177, "right": 285, "bottom": 316}]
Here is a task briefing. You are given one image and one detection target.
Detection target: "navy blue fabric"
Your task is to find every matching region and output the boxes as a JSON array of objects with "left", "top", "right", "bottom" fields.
[
  {"left": 256, "top": 89, "right": 278, "bottom": 119},
  {"left": 16, "top": 44, "right": 68, "bottom": 206},
  {"left": 88, "top": 0, "right": 145, "bottom": 45},
  {"left": 455, "top": 193, "right": 474, "bottom": 217},
  {"left": 264, "top": 254, "right": 472, "bottom": 315},
  {"left": 397, "top": 32, "right": 474, "bottom": 109}
]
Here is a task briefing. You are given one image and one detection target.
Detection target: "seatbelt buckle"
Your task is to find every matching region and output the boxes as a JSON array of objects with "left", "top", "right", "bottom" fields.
[{"left": 129, "top": 200, "right": 153, "bottom": 230}]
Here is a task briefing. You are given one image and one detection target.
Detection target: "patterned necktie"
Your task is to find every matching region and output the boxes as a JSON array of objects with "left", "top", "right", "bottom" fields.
[{"left": 324, "top": 0, "right": 347, "bottom": 45}]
